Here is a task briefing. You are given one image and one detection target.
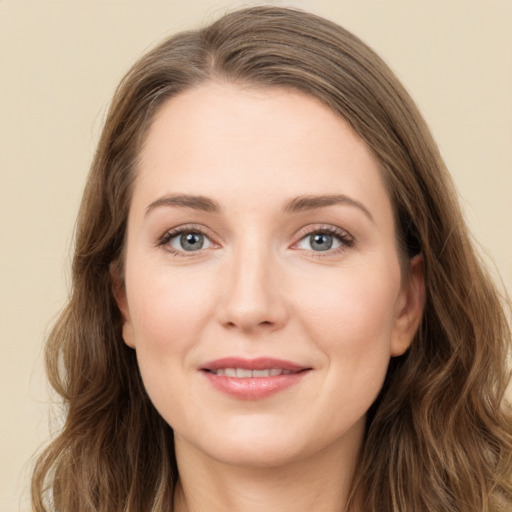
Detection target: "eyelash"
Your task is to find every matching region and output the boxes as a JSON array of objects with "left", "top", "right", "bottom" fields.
[
  {"left": 156, "top": 224, "right": 354, "bottom": 257},
  {"left": 293, "top": 225, "right": 354, "bottom": 257},
  {"left": 157, "top": 224, "right": 214, "bottom": 256}
]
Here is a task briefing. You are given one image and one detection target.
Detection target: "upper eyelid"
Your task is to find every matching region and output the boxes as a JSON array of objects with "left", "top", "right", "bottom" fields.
[
  {"left": 293, "top": 224, "right": 353, "bottom": 241},
  {"left": 157, "top": 224, "right": 217, "bottom": 246},
  {"left": 161, "top": 223, "right": 213, "bottom": 237}
]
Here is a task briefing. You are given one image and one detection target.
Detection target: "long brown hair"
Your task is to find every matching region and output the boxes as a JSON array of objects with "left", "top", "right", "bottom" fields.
[{"left": 32, "top": 6, "right": 512, "bottom": 511}]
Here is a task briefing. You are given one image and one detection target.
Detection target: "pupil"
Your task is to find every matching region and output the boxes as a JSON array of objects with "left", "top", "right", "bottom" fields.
[
  {"left": 311, "top": 233, "right": 332, "bottom": 251},
  {"left": 181, "top": 233, "right": 203, "bottom": 251}
]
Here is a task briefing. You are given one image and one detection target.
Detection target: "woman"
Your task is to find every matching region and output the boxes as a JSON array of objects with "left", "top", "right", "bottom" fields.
[{"left": 31, "top": 6, "right": 512, "bottom": 511}]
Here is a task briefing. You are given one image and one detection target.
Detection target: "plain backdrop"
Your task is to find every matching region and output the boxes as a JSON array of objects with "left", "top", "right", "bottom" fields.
[{"left": 1, "top": 1, "right": 511, "bottom": 510}]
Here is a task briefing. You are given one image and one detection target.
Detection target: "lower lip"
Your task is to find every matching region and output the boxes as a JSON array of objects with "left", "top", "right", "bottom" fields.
[{"left": 202, "top": 371, "right": 309, "bottom": 400}]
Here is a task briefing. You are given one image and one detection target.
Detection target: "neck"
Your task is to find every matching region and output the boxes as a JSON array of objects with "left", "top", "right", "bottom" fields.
[{"left": 173, "top": 426, "right": 363, "bottom": 512}]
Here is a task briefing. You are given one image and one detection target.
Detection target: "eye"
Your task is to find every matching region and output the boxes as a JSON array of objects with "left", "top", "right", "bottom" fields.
[
  {"left": 294, "top": 227, "right": 353, "bottom": 253},
  {"left": 172, "top": 232, "right": 211, "bottom": 251},
  {"left": 297, "top": 232, "right": 341, "bottom": 251},
  {"left": 159, "top": 228, "right": 214, "bottom": 253}
]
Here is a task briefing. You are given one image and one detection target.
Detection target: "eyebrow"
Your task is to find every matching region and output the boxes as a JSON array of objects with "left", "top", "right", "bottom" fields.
[
  {"left": 145, "top": 194, "right": 222, "bottom": 215},
  {"left": 284, "top": 194, "right": 374, "bottom": 222},
  {"left": 145, "top": 193, "right": 373, "bottom": 222}
]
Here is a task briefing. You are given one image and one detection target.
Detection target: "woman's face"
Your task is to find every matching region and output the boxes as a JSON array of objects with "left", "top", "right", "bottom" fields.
[{"left": 117, "top": 84, "right": 423, "bottom": 469}]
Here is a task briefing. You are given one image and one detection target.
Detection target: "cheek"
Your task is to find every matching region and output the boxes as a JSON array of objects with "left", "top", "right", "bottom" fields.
[
  {"left": 292, "top": 261, "right": 401, "bottom": 401},
  {"left": 127, "top": 266, "right": 214, "bottom": 349},
  {"left": 125, "top": 269, "right": 215, "bottom": 425},
  {"left": 296, "top": 267, "right": 399, "bottom": 348},
  {"left": 123, "top": 266, "right": 213, "bottom": 405}
]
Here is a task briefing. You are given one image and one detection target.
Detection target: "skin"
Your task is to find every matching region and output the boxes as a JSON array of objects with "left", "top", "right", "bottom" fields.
[{"left": 115, "top": 83, "right": 424, "bottom": 512}]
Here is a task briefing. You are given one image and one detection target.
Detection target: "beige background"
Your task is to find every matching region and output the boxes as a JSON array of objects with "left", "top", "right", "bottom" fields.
[{"left": 1, "top": 1, "right": 511, "bottom": 510}]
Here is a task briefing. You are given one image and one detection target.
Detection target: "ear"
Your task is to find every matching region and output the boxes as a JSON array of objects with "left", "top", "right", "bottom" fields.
[
  {"left": 391, "top": 254, "right": 425, "bottom": 357},
  {"left": 110, "top": 261, "right": 136, "bottom": 349}
]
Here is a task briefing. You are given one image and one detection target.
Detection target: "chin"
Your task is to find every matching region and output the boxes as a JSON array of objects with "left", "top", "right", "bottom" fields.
[
  {"left": 173, "top": 413, "right": 310, "bottom": 468},
  {"left": 176, "top": 413, "right": 364, "bottom": 470},
  {"left": 206, "top": 436, "right": 307, "bottom": 469}
]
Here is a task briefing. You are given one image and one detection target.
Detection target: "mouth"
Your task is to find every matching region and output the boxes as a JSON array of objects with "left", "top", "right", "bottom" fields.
[
  {"left": 200, "top": 357, "right": 312, "bottom": 400},
  {"left": 205, "top": 368, "right": 296, "bottom": 377}
]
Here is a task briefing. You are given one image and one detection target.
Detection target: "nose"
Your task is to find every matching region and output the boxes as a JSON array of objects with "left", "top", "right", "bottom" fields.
[{"left": 216, "top": 242, "right": 289, "bottom": 333}]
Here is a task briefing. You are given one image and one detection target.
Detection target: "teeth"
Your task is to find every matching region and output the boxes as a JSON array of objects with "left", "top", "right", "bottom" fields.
[
  {"left": 211, "top": 368, "right": 293, "bottom": 377},
  {"left": 253, "top": 369, "right": 270, "bottom": 377}
]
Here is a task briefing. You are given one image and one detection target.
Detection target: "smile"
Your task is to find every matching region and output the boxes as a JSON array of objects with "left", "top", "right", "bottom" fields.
[
  {"left": 200, "top": 357, "right": 311, "bottom": 400},
  {"left": 207, "top": 368, "right": 294, "bottom": 377}
]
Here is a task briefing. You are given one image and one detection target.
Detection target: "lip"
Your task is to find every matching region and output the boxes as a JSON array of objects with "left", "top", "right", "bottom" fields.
[{"left": 200, "top": 357, "right": 311, "bottom": 400}]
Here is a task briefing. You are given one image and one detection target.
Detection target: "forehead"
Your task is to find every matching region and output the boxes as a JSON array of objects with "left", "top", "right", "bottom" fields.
[{"left": 134, "top": 83, "right": 393, "bottom": 221}]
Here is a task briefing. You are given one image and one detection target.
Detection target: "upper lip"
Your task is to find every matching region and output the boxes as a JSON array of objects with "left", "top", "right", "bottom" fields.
[{"left": 200, "top": 357, "right": 310, "bottom": 373}]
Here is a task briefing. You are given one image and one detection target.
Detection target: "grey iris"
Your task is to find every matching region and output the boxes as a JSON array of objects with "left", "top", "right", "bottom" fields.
[
  {"left": 310, "top": 233, "right": 333, "bottom": 251},
  {"left": 181, "top": 233, "right": 204, "bottom": 251}
]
